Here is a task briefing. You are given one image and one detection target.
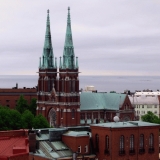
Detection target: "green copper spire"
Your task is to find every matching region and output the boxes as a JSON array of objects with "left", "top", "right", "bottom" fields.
[
  {"left": 40, "top": 10, "right": 54, "bottom": 69},
  {"left": 63, "top": 7, "right": 75, "bottom": 69}
]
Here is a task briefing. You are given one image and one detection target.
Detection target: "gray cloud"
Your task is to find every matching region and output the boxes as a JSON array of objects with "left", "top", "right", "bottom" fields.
[{"left": 0, "top": 0, "right": 160, "bottom": 75}]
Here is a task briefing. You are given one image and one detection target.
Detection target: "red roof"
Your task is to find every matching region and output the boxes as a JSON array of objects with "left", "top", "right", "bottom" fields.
[{"left": 0, "top": 130, "right": 29, "bottom": 158}]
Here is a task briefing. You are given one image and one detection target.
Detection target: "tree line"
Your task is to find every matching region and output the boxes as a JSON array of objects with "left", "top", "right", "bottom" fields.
[
  {"left": 141, "top": 111, "right": 160, "bottom": 124},
  {"left": 0, "top": 95, "right": 49, "bottom": 131}
]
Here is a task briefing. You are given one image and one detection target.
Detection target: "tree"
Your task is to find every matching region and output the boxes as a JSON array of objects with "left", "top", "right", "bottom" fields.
[
  {"left": 33, "top": 114, "right": 50, "bottom": 129},
  {"left": 0, "top": 106, "right": 22, "bottom": 130},
  {"left": 16, "top": 95, "right": 29, "bottom": 113},
  {"left": 21, "top": 110, "right": 34, "bottom": 129},
  {"left": 9, "top": 109, "right": 22, "bottom": 130},
  {"left": 28, "top": 98, "right": 37, "bottom": 116},
  {"left": 141, "top": 111, "right": 160, "bottom": 124}
]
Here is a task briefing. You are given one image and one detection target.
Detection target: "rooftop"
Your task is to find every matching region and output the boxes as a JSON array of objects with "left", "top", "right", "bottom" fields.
[
  {"left": 80, "top": 92, "right": 126, "bottom": 111},
  {"left": 91, "top": 121, "right": 160, "bottom": 128},
  {"left": 63, "top": 131, "right": 91, "bottom": 137},
  {"left": 129, "top": 95, "right": 159, "bottom": 105},
  {"left": 0, "top": 130, "right": 29, "bottom": 158}
]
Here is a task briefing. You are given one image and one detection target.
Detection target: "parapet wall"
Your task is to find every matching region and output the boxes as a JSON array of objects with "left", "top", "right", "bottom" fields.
[{"left": 0, "top": 129, "right": 28, "bottom": 138}]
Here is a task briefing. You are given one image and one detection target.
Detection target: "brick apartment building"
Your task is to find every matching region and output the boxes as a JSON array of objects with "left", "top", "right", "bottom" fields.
[
  {"left": 91, "top": 120, "right": 160, "bottom": 160},
  {"left": 0, "top": 88, "right": 37, "bottom": 109}
]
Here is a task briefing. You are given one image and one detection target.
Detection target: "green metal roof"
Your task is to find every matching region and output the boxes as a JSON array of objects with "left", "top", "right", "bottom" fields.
[
  {"left": 91, "top": 121, "right": 160, "bottom": 128},
  {"left": 80, "top": 92, "right": 126, "bottom": 111}
]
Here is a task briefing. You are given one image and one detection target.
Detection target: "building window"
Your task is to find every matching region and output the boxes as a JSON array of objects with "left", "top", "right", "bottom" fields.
[
  {"left": 147, "top": 105, "right": 152, "bottom": 108},
  {"left": 154, "top": 105, "right": 157, "bottom": 108},
  {"left": 84, "top": 145, "right": 88, "bottom": 153},
  {"left": 154, "top": 111, "right": 157, "bottom": 114},
  {"left": 139, "top": 134, "right": 145, "bottom": 154},
  {"left": 41, "top": 77, "right": 43, "bottom": 91},
  {"left": 149, "top": 133, "right": 154, "bottom": 153},
  {"left": 100, "top": 113, "right": 104, "bottom": 119},
  {"left": 80, "top": 113, "right": 85, "bottom": 120},
  {"left": 129, "top": 135, "right": 135, "bottom": 154},
  {"left": 95, "top": 134, "right": 99, "bottom": 152},
  {"left": 61, "top": 109, "right": 63, "bottom": 118},
  {"left": 104, "top": 135, "right": 109, "bottom": 154},
  {"left": 119, "top": 135, "right": 125, "bottom": 155},
  {"left": 87, "top": 113, "right": 91, "bottom": 119},
  {"left": 78, "top": 146, "right": 81, "bottom": 153},
  {"left": 72, "top": 79, "right": 75, "bottom": 92},
  {"left": 48, "top": 77, "right": 50, "bottom": 92},
  {"left": 6, "top": 100, "right": 10, "bottom": 102},
  {"left": 72, "top": 109, "right": 75, "bottom": 118},
  {"left": 62, "top": 79, "right": 64, "bottom": 92}
]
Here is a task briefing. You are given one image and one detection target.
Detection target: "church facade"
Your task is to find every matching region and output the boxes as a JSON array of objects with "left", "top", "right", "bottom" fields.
[{"left": 37, "top": 8, "right": 80, "bottom": 127}]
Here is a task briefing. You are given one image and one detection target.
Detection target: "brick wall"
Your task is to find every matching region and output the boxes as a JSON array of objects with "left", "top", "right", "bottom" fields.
[
  {"left": 0, "top": 129, "right": 28, "bottom": 137},
  {"left": 62, "top": 135, "right": 90, "bottom": 155},
  {"left": 91, "top": 125, "right": 159, "bottom": 160},
  {"left": 0, "top": 88, "right": 37, "bottom": 109}
]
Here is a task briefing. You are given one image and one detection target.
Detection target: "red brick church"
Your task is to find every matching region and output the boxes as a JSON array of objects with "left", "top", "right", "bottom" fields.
[
  {"left": 37, "top": 8, "right": 80, "bottom": 127},
  {"left": 36, "top": 8, "right": 135, "bottom": 127}
]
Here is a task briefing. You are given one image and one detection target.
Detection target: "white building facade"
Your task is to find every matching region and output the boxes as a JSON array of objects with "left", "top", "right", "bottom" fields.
[{"left": 129, "top": 91, "right": 160, "bottom": 120}]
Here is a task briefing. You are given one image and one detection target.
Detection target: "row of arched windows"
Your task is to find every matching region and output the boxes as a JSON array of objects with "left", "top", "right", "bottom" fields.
[
  {"left": 95, "top": 133, "right": 154, "bottom": 155},
  {"left": 60, "top": 109, "right": 75, "bottom": 118}
]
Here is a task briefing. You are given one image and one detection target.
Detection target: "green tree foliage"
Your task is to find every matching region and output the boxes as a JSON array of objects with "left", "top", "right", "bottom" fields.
[
  {"left": 141, "top": 111, "right": 160, "bottom": 124},
  {"left": 33, "top": 114, "right": 50, "bottom": 129},
  {"left": 9, "top": 109, "right": 22, "bottom": 130},
  {"left": 28, "top": 98, "right": 37, "bottom": 116},
  {"left": 21, "top": 110, "right": 34, "bottom": 129},
  {"left": 16, "top": 95, "right": 29, "bottom": 113},
  {"left": 0, "top": 106, "right": 22, "bottom": 130},
  {"left": 0, "top": 105, "right": 50, "bottom": 130}
]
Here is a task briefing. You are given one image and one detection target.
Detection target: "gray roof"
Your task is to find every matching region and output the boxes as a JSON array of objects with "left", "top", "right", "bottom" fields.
[
  {"left": 63, "top": 131, "right": 91, "bottom": 137},
  {"left": 38, "top": 140, "right": 73, "bottom": 159},
  {"left": 80, "top": 92, "right": 126, "bottom": 111},
  {"left": 129, "top": 95, "right": 159, "bottom": 105},
  {"left": 91, "top": 121, "right": 160, "bottom": 128}
]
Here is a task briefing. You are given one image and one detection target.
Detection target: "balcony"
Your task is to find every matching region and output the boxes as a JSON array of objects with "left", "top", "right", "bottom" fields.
[
  {"left": 139, "top": 148, "right": 145, "bottom": 154},
  {"left": 129, "top": 149, "right": 135, "bottom": 155},
  {"left": 148, "top": 148, "right": 154, "bottom": 153},
  {"left": 119, "top": 150, "right": 125, "bottom": 156}
]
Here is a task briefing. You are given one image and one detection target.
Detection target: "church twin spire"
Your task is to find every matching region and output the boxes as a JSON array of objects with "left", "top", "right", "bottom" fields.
[{"left": 39, "top": 7, "right": 78, "bottom": 70}]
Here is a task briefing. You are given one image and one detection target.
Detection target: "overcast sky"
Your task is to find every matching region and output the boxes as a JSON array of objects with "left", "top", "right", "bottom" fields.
[{"left": 0, "top": 0, "right": 160, "bottom": 76}]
